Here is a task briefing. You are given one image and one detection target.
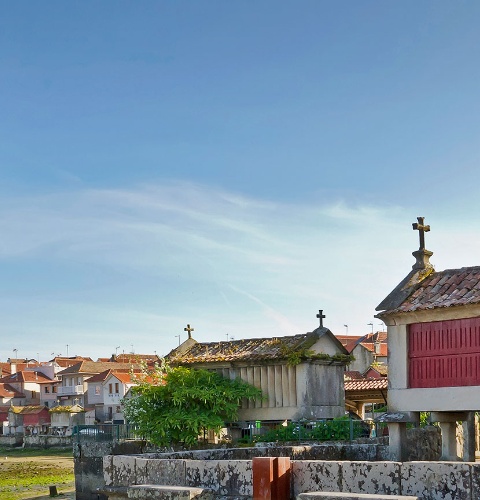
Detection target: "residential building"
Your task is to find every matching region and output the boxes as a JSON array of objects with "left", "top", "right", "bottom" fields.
[{"left": 0, "top": 370, "right": 53, "bottom": 405}]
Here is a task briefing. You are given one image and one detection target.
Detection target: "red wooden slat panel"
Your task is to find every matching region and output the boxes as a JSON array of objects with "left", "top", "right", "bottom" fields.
[{"left": 408, "top": 318, "right": 480, "bottom": 388}]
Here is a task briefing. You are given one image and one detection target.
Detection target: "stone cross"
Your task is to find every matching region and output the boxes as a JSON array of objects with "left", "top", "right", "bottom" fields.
[
  {"left": 316, "top": 310, "right": 326, "bottom": 328},
  {"left": 412, "top": 216, "right": 430, "bottom": 250},
  {"left": 184, "top": 324, "right": 194, "bottom": 339}
]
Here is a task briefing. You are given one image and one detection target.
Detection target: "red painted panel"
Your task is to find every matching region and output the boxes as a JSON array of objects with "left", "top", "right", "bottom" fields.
[{"left": 408, "top": 318, "right": 480, "bottom": 388}]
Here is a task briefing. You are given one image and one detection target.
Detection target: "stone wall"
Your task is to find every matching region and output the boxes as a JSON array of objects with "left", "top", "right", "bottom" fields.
[
  {"left": 104, "top": 455, "right": 480, "bottom": 500},
  {"left": 74, "top": 440, "right": 148, "bottom": 500}
]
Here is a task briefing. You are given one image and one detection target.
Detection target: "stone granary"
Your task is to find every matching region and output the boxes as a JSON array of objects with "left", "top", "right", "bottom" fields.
[
  {"left": 166, "top": 315, "right": 350, "bottom": 438},
  {"left": 376, "top": 216, "right": 480, "bottom": 461}
]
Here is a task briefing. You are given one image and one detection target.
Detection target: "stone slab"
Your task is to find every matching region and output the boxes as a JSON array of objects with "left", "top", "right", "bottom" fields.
[
  {"left": 292, "top": 461, "right": 342, "bottom": 497},
  {"left": 113, "top": 455, "right": 137, "bottom": 487},
  {"left": 146, "top": 459, "right": 187, "bottom": 486},
  {"left": 128, "top": 484, "right": 213, "bottom": 499},
  {"left": 297, "top": 494, "right": 417, "bottom": 500},
  {"left": 340, "top": 461, "right": 401, "bottom": 496},
  {"left": 400, "top": 461, "right": 471, "bottom": 500},
  {"left": 217, "top": 460, "right": 252, "bottom": 497}
]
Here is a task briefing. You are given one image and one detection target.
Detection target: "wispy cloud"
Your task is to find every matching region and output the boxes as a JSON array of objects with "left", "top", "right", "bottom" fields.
[{"left": 0, "top": 181, "right": 476, "bottom": 360}]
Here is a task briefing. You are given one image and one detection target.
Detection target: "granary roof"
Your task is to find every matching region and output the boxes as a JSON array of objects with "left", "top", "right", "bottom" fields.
[
  {"left": 167, "top": 328, "right": 349, "bottom": 365},
  {"left": 377, "top": 266, "right": 480, "bottom": 317},
  {"left": 10, "top": 405, "right": 48, "bottom": 414}
]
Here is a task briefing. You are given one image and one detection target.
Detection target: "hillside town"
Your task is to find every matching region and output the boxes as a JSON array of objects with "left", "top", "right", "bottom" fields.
[{"left": 0, "top": 328, "right": 388, "bottom": 440}]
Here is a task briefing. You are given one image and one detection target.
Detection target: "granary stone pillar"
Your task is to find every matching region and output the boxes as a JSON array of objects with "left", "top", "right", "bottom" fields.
[
  {"left": 431, "top": 411, "right": 472, "bottom": 461},
  {"left": 387, "top": 422, "right": 408, "bottom": 461}
]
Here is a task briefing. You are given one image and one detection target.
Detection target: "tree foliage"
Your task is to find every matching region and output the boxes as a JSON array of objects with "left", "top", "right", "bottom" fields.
[{"left": 123, "top": 363, "right": 263, "bottom": 446}]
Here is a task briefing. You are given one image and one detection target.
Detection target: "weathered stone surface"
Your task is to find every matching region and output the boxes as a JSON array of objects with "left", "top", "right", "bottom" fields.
[
  {"left": 128, "top": 484, "right": 213, "bottom": 499},
  {"left": 400, "top": 461, "right": 471, "bottom": 500},
  {"left": 135, "top": 458, "right": 150, "bottom": 485},
  {"left": 340, "top": 461, "right": 401, "bottom": 496},
  {"left": 471, "top": 463, "right": 480, "bottom": 500},
  {"left": 104, "top": 455, "right": 114, "bottom": 486},
  {"left": 146, "top": 459, "right": 187, "bottom": 486},
  {"left": 186, "top": 459, "right": 220, "bottom": 490},
  {"left": 292, "top": 461, "right": 341, "bottom": 497},
  {"left": 113, "top": 455, "right": 137, "bottom": 486},
  {"left": 297, "top": 494, "right": 417, "bottom": 500},
  {"left": 217, "top": 460, "right": 252, "bottom": 497}
]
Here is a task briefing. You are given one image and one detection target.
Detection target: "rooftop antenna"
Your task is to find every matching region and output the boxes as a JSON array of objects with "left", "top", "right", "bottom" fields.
[
  {"left": 344, "top": 324, "right": 348, "bottom": 335},
  {"left": 115, "top": 346, "right": 120, "bottom": 356},
  {"left": 66, "top": 344, "right": 69, "bottom": 357},
  {"left": 368, "top": 322, "right": 374, "bottom": 334},
  {"left": 175, "top": 335, "right": 181, "bottom": 346}
]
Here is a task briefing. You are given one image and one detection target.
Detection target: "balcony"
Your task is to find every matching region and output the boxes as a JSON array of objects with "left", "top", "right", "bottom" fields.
[{"left": 57, "top": 385, "right": 84, "bottom": 396}]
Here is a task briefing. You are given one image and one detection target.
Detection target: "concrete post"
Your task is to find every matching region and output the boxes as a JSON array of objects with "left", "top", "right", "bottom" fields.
[{"left": 462, "top": 411, "right": 476, "bottom": 462}]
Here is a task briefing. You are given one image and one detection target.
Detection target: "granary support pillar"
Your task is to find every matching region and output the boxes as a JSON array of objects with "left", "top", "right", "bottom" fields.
[{"left": 431, "top": 411, "right": 474, "bottom": 462}]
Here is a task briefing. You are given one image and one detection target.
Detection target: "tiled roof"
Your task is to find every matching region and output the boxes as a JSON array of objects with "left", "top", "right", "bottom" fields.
[
  {"left": 344, "top": 371, "right": 364, "bottom": 381},
  {"left": 0, "top": 371, "right": 53, "bottom": 384},
  {"left": 0, "top": 383, "right": 25, "bottom": 398},
  {"left": 377, "top": 266, "right": 480, "bottom": 315},
  {"left": 168, "top": 330, "right": 346, "bottom": 364},
  {"left": 10, "top": 405, "right": 48, "bottom": 414},
  {"left": 344, "top": 378, "right": 388, "bottom": 391},
  {"left": 51, "top": 356, "right": 93, "bottom": 367},
  {"left": 364, "top": 364, "right": 388, "bottom": 377},
  {"left": 86, "top": 368, "right": 138, "bottom": 383},
  {"left": 113, "top": 354, "right": 160, "bottom": 363},
  {"left": 57, "top": 361, "right": 137, "bottom": 376}
]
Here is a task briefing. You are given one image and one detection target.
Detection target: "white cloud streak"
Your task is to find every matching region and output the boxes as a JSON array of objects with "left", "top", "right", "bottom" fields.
[{"left": 0, "top": 181, "right": 477, "bottom": 361}]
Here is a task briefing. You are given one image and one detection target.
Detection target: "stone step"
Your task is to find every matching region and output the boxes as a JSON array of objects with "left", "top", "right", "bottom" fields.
[{"left": 127, "top": 484, "right": 214, "bottom": 499}]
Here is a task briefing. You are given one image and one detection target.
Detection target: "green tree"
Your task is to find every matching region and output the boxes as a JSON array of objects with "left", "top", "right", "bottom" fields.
[{"left": 123, "top": 364, "right": 262, "bottom": 446}]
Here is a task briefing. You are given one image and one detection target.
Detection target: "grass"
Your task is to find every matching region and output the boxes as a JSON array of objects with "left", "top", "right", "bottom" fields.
[{"left": 0, "top": 447, "right": 74, "bottom": 500}]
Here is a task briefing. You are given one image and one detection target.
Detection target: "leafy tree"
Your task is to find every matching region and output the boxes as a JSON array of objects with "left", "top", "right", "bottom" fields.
[{"left": 123, "top": 363, "right": 262, "bottom": 446}]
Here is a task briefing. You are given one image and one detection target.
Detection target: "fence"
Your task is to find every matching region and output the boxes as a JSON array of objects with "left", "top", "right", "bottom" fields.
[
  {"left": 235, "top": 417, "right": 389, "bottom": 444},
  {"left": 72, "top": 423, "right": 143, "bottom": 443}
]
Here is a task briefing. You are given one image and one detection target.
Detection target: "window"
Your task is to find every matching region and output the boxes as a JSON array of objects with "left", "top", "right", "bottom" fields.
[
  {"left": 116, "top": 406, "right": 121, "bottom": 413},
  {"left": 31, "top": 391, "right": 37, "bottom": 398},
  {"left": 52, "top": 386, "right": 57, "bottom": 394},
  {"left": 95, "top": 386, "right": 101, "bottom": 395},
  {"left": 44, "top": 387, "right": 50, "bottom": 394},
  {"left": 115, "top": 383, "right": 119, "bottom": 394},
  {"left": 109, "top": 384, "right": 113, "bottom": 394}
]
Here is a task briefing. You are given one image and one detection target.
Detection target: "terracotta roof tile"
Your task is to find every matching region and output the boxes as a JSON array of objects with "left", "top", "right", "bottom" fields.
[
  {"left": 344, "top": 378, "right": 388, "bottom": 391},
  {"left": 380, "top": 266, "right": 480, "bottom": 315}
]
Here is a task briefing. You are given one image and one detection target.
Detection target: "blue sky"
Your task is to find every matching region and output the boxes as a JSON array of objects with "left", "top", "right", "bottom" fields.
[{"left": 1, "top": 1, "right": 480, "bottom": 361}]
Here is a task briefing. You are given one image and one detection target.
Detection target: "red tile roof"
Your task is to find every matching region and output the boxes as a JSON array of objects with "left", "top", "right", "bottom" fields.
[
  {"left": 344, "top": 371, "right": 364, "bottom": 381},
  {"left": 0, "top": 383, "right": 25, "bottom": 398},
  {"left": 0, "top": 371, "right": 53, "bottom": 384},
  {"left": 344, "top": 378, "right": 388, "bottom": 391},
  {"left": 377, "top": 266, "right": 480, "bottom": 315},
  {"left": 57, "top": 361, "right": 138, "bottom": 376}
]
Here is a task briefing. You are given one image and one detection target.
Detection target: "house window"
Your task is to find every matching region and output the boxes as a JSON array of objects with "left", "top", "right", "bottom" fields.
[
  {"left": 115, "top": 383, "right": 119, "bottom": 394},
  {"left": 52, "top": 386, "right": 57, "bottom": 394},
  {"left": 31, "top": 391, "right": 37, "bottom": 398},
  {"left": 44, "top": 387, "right": 50, "bottom": 394},
  {"left": 109, "top": 384, "right": 113, "bottom": 394},
  {"left": 116, "top": 406, "right": 121, "bottom": 413},
  {"left": 95, "top": 386, "right": 101, "bottom": 395}
]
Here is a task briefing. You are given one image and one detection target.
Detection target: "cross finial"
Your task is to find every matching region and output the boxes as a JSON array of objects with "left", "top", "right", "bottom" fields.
[
  {"left": 412, "top": 216, "right": 430, "bottom": 250},
  {"left": 184, "top": 324, "right": 194, "bottom": 339},
  {"left": 316, "top": 310, "right": 326, "bottom": 328}
]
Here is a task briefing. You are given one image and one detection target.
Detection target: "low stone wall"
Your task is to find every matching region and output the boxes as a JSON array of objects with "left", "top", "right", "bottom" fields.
[
  {"left": 24, "top": 435, "right": 72, "bottom": 449},
  {"left": 104, "top": 456, "right": 480, "bottom": 500},
  {"left": 74, "top": 440, "right": 148, "bottom": 500},
  {"left": 0, "top": 435, "right": 22, "bottom": 447}
]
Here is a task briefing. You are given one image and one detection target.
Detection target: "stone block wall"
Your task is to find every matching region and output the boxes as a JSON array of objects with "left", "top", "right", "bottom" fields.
[{"left": 103, "top": 456, "right": 480, "bottom": 500}]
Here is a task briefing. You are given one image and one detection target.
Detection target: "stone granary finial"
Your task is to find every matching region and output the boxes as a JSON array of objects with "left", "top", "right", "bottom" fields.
[
  {"left": 184, "top": 323, "right": 194, "bottom": 339},
  {"left": 411, "top": 217, "right": 433, "bottom": 271},
  {"left": 316, "top": 310, "right": 326, "bottom": 328}
]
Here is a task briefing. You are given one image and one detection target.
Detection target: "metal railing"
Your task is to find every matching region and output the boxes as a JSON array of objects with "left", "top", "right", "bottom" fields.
[{"left": 72, "top": 424, "right": 144, "bottom": 443}]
